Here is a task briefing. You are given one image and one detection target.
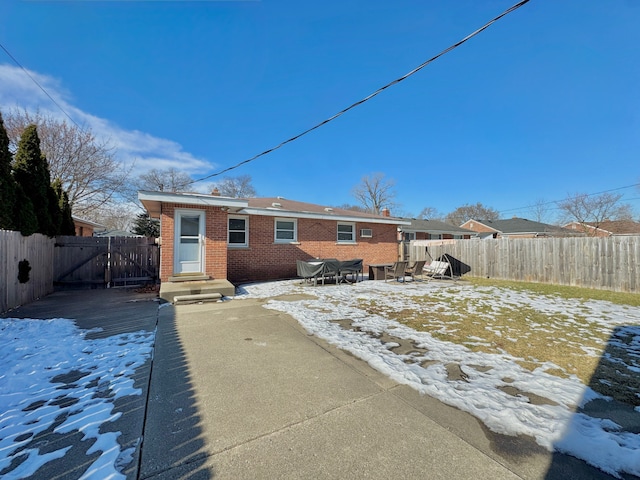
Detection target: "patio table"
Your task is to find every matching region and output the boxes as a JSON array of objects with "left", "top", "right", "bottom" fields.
[{"left": 368, "top": 263, "right": 393, "bottom": 281}]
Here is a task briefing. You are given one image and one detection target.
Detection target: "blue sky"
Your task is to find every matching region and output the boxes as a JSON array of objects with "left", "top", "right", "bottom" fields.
[{"left": 1, "top": 0, "right": 639, "bottom": 220}]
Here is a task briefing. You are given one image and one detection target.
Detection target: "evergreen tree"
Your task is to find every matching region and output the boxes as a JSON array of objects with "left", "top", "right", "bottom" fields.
[
  {"left": 13, "top": 183, "right": 38, "bottom": 236},
  {"left": 132, "top": 213, "right": 160, "bottom": 237},
  {"left": 47, "top": 183, "right": 62, "bottom": 236},
  {"left": 53, "top": 179, "right": 75, "bottom": 235},
  {"left": 0, "top": 112, "right": 16, "bottom": 230},
  {"left": 13, "top": 125, "right": 54, "bottom": 235}
]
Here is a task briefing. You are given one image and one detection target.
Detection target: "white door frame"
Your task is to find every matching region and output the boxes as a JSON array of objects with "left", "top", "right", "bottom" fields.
[{"left": 174, "top": 209, "right": 205, "bottom": 274}]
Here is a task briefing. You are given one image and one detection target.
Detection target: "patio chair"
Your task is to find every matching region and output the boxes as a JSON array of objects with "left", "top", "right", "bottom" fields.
[
  {"left": 296, "top": 260, "right": 324, "bottom": 286},
  {"left": 320, "top": 259, "right": 341, "bottom": 285},
  {"left": 339, "top": 259, "right": 363, "bottom": 283},
  {"left": 406, "top": 260, "right": 426, "bottom": 281},
  {"left": 384, "top": 261, "right": 408, "bottom": 282}
]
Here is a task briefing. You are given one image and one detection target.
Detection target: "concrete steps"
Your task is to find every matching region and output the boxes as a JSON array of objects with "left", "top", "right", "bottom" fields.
[{"left": 160, "top": 277, "right": 236, "bottom": 303}]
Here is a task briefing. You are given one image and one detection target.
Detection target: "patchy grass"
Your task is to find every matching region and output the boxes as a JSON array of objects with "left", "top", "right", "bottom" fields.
[
  {"left": 468, "top": 277, "right": 640, "bottom": 307},
  {"left": 357, "top": 279, "right": 640, "bottom": 406}
]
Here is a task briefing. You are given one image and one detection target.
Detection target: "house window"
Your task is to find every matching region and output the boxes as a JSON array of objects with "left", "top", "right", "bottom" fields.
[
  {"left": 228, "top": 216, "right": 248, "bottom": 247},
  {"left": 275, "top": 218, "right": 297, "bottom": 242},
  {"left": 403, "top": 232, "right": 416, "bottom": 242},
  {"left": 337, "top": 222, "right": 355, "bottom": 243}
]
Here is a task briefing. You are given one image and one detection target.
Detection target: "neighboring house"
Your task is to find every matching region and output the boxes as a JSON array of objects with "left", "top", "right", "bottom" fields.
[
  {"left": 72, "top": 216, "right": 105, "bottom": 237},
  {"left": 564, "top": 220, "right": 640, "bottom": 237},
  {"left": 397, "top": 218, "right": 476, "bottom": 260},
  {"left": 461, "top": 217, "right": 578, "bottom": 239},
  {"left": 138, "top": 190, "right": 410, "bottom": 299},
  {"left": 93, "top": 229, "right": 144, "bottom": 238},
  {"left": 398, "top": 218, "right": 476, "bottom": 242}
]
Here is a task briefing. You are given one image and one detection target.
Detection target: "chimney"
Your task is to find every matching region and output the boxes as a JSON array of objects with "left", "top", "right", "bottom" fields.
[
  {"left": 211, "top": 188, "right": 220, "bottom": 196},
  {"left": 381, "top": 207, "right": 390, "bottom": 217}
]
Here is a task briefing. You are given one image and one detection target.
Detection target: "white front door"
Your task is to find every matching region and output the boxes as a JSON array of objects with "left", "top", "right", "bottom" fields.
[{"left": 174, "top": 210, "right": 204, "bottom": 274}]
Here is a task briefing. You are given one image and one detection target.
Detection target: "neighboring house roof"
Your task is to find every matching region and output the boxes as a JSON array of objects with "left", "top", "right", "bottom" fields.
[
  {"left": 72, "top": 216, "right": 105, "bottom": 229},
  {"left": 565, "top": 220, "right": 640, "bottom": 236},
  {"left": 463, "top": 217, "right": 576, "bottom": 237},
  {"left": 399, "top": 218, "right": 476, "bottom": 236},
  {"left": 138, "top": 191, "right": 410, "bottom": 226}
]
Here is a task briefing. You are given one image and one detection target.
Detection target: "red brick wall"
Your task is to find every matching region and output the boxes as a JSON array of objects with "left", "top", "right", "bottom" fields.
[
  {"left": 227, "top": 216, "right": 399, "bottom": 283},
  {"left": 159, "top": 203, "right": 227, "bottom": 282}
]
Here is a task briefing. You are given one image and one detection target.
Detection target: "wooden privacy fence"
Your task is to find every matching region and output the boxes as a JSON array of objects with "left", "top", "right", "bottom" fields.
[
  {"left": 409, "top": 236, "right": 640, "bottom": 293},
  {"left": 0, "top": 230, "right": 55, "bottom": 313},
  {"left": 54, "top": 236, "right": 159, "bottom": 287}
]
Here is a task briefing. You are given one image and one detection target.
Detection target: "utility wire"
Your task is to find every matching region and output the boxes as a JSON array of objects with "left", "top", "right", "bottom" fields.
[
  {"left": 190, "top": 0, "right": 531, "bottom": 185},
  {"left": 499, "top": 182, "right": 640, "bottom": 215},
  {"left": 0, "top": 42, "right": 81, "bottom": 129}
]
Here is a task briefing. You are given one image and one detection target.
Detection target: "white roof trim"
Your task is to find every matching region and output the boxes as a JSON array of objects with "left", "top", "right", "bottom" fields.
[
  {"left": 138, "top": 190, "right": 248, "bottom": 208},
  {"left": 240, "top": 207, "right": 411, "bottom": 225}
]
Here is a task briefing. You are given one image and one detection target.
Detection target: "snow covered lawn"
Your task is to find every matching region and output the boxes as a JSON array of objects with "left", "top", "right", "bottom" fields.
[
  {"left": 237, "top": 278, "right": 640, "bottom": 479},
  {"left": 0, "top": 317, "right": 155, "bottom": 479}
]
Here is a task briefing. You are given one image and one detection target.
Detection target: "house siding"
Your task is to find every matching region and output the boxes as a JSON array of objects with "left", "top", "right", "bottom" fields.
[{"left": 227, "top": 216, "right": 398, "bottom": 283}]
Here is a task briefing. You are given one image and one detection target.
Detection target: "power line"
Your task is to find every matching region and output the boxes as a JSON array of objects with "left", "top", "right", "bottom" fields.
[
  {"left": 0, "top": 42, "right": 81, "bottom": 129},
  {"left": 190, "top": 0, "right": 531, "bottom": 185},
  {"left": 499, "top": 182, "right": 640, "bottom": 215}
]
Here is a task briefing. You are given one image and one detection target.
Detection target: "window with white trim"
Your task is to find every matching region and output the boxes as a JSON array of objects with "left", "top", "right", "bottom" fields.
[
  {"left": 337, "top": 222, "right": 355, "bottom": 243},
  {"left": 275, "top": 218, "right": 297, "bottom": 242},
  {"left": 228, "top": 216, "right": 248, "bottom": 247}
]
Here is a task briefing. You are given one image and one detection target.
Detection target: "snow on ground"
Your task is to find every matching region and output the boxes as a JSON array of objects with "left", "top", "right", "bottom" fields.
[
  {"left": 0, "top": 318, "right": 154, "bottom": 479},
  {"left": 237, "top": 279, "right": 640, "bottom": 479}
]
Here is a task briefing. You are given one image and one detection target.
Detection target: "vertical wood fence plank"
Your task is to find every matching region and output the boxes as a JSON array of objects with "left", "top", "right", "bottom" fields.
[
  {"left": 1, "top": 230, "right": 55, "bottom": 313},
  {"left": 409, "top": 236, "right": 640, "bottom": 293}
]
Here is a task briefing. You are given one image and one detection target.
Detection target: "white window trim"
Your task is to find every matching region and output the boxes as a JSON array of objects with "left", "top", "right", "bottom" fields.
[
  {"left": 337, "top": 222, "right": 356, "bottom": 243},
  {"left": 228, "top": 215, "right": 249, "bottom": 247},
  {"left": 274, "top": 217, "right": 297, "bottom": 243}
]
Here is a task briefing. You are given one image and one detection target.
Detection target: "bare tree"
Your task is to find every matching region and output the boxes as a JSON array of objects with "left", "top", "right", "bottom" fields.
[
  {"left": 138, "top": 167, "right": 192, "bottom": 192},
  {"left": 528, "top": 198, "right": 555, "bottom": 224},
  {"left": 445, "top": 203, "right": 500, "bottom": 226},
  {"left": 557, "top": 192, "right": 633, "bottom": 235},
  {"left": 417, "top": 206, "right": 442, "bottom": 220},
  {"left": 334, "top": 203, "right": 368, "bottom": 213},
  {"left": 82, "top": 203, "right": 138, "bottom": 232},
  {"left": 210, "top": 175, "right": 257, "bottom": 198},
  {"left": 4, "top": 109, "right": 129, "bottom": 216},
  {"left": 351, "top": 173, "right": 397, "bottom": 215}
]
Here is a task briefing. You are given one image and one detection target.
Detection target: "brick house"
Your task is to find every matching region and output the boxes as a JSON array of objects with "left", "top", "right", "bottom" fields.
[
  {"left": 72, "top": 216, "right": 105, "bottom": 237},
  {"left": 460, "top": 217, "right": 577, "bottom": 239},
  {"left": 397, "top": 218, "right": 476, "bottom": 260},
  {"left": 138, "top": 190, "right": 409, "bottom": 300},
  {"left": 563, "top": 220, "right": 640, "bottom": 237},
  {"left": 398, "top": 218, "right": 476, "bottom": 242}
]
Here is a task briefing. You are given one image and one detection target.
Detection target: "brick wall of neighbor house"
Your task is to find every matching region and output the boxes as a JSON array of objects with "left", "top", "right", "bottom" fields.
[
  {"left": 227, "top": 217, "right": 399, "bottom": 283},
  {"left": 159, "top": 203, "right": 228, "bottom": 282},
  {"left": 460, "top": 221, "right": 496, "bottom": 234}
]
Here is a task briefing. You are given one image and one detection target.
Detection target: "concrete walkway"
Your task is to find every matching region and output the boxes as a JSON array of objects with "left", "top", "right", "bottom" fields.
[
  {"left": 140, "top": 295, "right": 614, "bottom": 480},
  {"left": 4, "top": 289, "right": 616, "bottom": 479}
]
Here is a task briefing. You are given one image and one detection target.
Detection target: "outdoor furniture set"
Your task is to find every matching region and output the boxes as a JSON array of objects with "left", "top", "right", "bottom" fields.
[
  {"left": 297, "top": 258, "right": 456, "bottom": 285},
  {"left": 296, "top": 259, "right": 363, "bottom": 286},
  {"left": 383, "top": 259, "right": 454, "bottom": 283}
]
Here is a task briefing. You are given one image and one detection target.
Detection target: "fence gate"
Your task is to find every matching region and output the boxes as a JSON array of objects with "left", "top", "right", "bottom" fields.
[{"left": 54, "top": 236, "right": 159, "bottom": 287}]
